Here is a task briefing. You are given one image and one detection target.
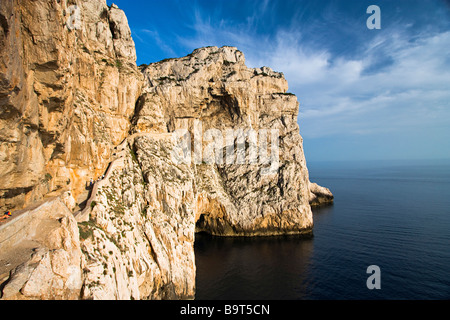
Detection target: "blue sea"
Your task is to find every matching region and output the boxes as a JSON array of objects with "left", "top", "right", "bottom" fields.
[{"left": 194, "top": 159, "right": 450, "bottom": 300}]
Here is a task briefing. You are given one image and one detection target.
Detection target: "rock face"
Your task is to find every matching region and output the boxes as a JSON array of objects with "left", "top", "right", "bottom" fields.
[
  {"left": 309, "top": 182, "right": 334, "bottom": 207},
  {"left": 78, "top": 135, "right": 196, "bottom": 299},
  {"left": 0, "top": 1, "right": 332, "bottom": 300},
  {"left": 0, "top": 198, "right": 83, "bottom": 300},
  {"left": 136, "top": 47, "right": 314, "bottom": 236},
  {"left": 0, "top": 0, "right": 143, "bottom": 211}
]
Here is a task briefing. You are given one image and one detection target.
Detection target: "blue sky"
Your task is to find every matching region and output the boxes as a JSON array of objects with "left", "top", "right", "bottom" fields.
[{"left": 107, "top": 0, "right": 450, "bottom": 162}]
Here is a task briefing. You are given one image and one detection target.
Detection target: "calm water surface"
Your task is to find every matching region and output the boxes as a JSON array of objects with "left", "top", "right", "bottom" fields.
[{"left": 194, "top": 159, "right": 450, "bottom": 300}]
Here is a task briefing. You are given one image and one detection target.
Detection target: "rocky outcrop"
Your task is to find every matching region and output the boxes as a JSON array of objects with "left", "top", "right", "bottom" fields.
[
  {"left": 135, "top": 46, "right": 314, "bottom": 236},
  {"left": 0, "top": 0, "right": 332, "bottom": 300},
  {"left": 309, "top": 182, "right": 334, "bottom": 207}
]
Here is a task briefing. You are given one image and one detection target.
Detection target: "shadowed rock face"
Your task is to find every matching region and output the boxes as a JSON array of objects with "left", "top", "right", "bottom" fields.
[{"left": 0, "top": 1, "right": 332, "bottom": 300}]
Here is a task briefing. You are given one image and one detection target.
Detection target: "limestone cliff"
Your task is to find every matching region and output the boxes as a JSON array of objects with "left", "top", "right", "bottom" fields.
[
  {"left": 0, "top": 0, "right": 142, "bottom": 211},
  {"left": 0, "top": 0, "right": 332, "bottom": 300},
  {"left": 136, "top": 46, "right": 316, "bottom": 236}
]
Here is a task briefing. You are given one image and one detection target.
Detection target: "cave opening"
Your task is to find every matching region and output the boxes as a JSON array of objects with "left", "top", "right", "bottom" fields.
[{"left": 195, "top": 213, "right": 210, "bottom": 235}]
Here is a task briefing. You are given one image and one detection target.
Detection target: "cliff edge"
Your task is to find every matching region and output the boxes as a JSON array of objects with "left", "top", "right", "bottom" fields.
[{"left": 0, "top": 0, "right": 332, "bottom": 300}]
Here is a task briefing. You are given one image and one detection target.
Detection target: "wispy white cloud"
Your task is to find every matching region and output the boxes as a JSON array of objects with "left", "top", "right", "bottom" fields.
[
  {"left": 255, "top": 29, "right": 450, "bottom": 139},
  {"left": 177, "top": 4, "right": 257, "bottom": 51},
  {"left": 170, "top": 1, "right": 450, "bottom": 144}
]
